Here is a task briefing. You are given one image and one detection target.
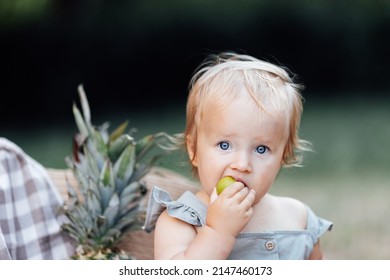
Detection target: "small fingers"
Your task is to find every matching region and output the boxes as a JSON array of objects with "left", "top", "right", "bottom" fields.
[
  {"left": 245, "top": 205, "right": 254, "bottom": 219},
  {"left": 235, "top": 186, "right": 250, "bottom": 202},
  {"left": 232, "top": 186, "right": 256, "bottom": 205},
  {"left": 220, "top": 182, "right": 246, "bottom": 198},
  {"left": 209, "top": 187, "right": 218, "bottom": 204},
  {"left": 241, "top": 189, "right": 256, "bottom": 210}
]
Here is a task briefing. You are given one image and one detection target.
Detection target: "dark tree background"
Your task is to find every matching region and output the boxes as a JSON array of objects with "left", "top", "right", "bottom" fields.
[{"left": 1, "top": 0, "right": 389, "bottom": 127}]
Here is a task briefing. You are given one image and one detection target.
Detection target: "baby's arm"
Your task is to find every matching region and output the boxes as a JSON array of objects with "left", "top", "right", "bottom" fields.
[
  {"left": 308, "top": 241, "right": 325, "bottom": 260},
  {"left": 154, "top": 211, "right": 236, "bottom": 259},
  {"left": 154, "top": 182, "right": 255, "bottom": 260}
]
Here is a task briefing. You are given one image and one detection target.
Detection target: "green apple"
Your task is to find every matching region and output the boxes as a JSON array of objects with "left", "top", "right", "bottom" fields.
[{"left": 216, "top": 176, "right": 237, "bottom": 195}]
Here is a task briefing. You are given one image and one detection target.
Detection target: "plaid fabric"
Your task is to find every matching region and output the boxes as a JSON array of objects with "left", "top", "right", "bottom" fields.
[{"left": 0, "top": 137, "right": 74, "bottom": 259}]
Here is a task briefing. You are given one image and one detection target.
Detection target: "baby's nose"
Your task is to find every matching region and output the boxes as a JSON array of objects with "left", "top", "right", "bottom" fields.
[{"left": 230, "top": 152, "right": 252, "bottom": 172}]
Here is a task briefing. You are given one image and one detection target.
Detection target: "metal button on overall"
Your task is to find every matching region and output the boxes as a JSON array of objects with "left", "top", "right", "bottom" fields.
[{"left": 265, "top": 240, "right": 275, "bottom": 251}]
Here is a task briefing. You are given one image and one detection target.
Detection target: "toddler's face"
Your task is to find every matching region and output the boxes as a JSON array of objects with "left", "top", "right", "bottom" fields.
[{"left": 188, "top": 91, "right": 289, "bottom": 204}]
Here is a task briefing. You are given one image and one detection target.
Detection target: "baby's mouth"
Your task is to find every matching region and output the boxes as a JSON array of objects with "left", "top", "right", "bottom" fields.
[{"left": 234, "top": 178, "right": 247, "bottom": 188}]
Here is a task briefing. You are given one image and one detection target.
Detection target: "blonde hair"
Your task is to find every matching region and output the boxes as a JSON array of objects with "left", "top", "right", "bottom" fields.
[{"left": 179, "top": 52, "right": 311, "bottom": 177}]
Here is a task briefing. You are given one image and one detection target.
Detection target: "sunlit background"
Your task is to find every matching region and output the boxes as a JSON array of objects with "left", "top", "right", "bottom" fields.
[{"left": 1, "top": 0, "right": 389, "bottom": 259}]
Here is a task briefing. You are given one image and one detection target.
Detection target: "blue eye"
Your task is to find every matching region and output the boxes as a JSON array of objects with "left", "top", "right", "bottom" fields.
[
  {"left": 218, "top": 141, "right": 230, "bottom": 150},
  {"left": 256, "top": 145, "right": 268, "bottom": 154}
]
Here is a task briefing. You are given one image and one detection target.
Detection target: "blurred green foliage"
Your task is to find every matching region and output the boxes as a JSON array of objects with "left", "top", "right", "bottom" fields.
[
  {"left": 0, "top": 0, "right": 50, "bottom": 25},
  {"left": 1, "top": 0, "right": 389, "bottom": 26},
  {"left": 1, "top": 0, "right": 389, "bottom": 125}
]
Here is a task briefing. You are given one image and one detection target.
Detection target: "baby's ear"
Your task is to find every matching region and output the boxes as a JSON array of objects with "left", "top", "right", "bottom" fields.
[{"left": 186, "top": 135, "right": 198, "bottom": 167}]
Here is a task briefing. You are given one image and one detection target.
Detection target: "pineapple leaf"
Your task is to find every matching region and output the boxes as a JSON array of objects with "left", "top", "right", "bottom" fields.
[
  {"left": 102, "top": 193, "right": 120, "bottom": 229},
  {"left": 109, "top": 120, "right": 129, "bottom": 143},
  {"left": 120, "top": 181, "right": 142, "bottom": 197},
  {"left": 108, "top": 192, "right": 120, "bottom": 208},
  {"left": 100, "top": 159, "right": 114, "bottom": 187},
  {"left": 97, "top": 215, "right": 106, "bottom": 227},
  {"left": 72, "top": 104, "right": 89, "bottom": 141},
  {"left": 135, "top": 134, "right": 155, "bottom": 162},
  {"left": 103, "top": 228, "right": 121, "bottom": 242},
  {"left": 63, "top": 168, "right": 79, "bottom": 200},
  {"left": 98, "top": 160, "right": 115, "bottom": 209},
  {"left": 131, "top": 153, "right": 163, "bottom": 183},
  {"left": 108, "top": 134, "right": 134, "bottom": 162},
  {"left": 112, "top": 216, "right": 137, "bottom": 232},
  {"left": 83, "top": 147, "right": 100, "bottom": 182},
  {"left": 101, "top": 235, "right": 119, "bottom": 247},
  {"left": 84, "top": 130, "right": 107, "bottom": 171},
  {"left": 86, "top": 189, "right": 102, "bottom": 217},
  {"left": 113, "top": 144, "right": 136, "bottom": 192},
  {"left": 77, "top": 84, "right": 91, "bottom": 128},
  {"left": 63, "top": 212, "right": 87, "bottom": 241},
  {"left": 61, "top": 224, "right": 85, "bottom": 243},
  {"left": 119, "top": 182, "right": 142, "bottom": 211}
]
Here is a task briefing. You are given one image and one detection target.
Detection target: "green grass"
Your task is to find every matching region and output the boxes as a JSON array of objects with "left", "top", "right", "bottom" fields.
[
  {"left": 272, "top": 172, "right": 390, "bottom": 259},
  {"left": 300, "top": 96, "right": 390, "bottom": 177},
  {"left": 2, "top": 96, "right": 389, "bottom": 259}
]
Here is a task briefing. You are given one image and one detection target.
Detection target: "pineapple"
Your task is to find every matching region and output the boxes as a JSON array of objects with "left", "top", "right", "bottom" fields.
[{"left": 60, "top": 85, "right": 172, "bottom": 259}]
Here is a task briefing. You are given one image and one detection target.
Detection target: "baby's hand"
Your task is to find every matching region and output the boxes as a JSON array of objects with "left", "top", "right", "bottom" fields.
[{"left": 206, "top": 182, "right": 255, "bottom": 238}]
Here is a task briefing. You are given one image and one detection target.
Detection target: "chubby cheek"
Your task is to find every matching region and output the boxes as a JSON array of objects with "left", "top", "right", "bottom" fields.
[
  {"left": 252, "top": 163, "right": 282, "bottom": 203},
  {"left": 197, "top": 165, "right": 219, "bottom": 195},
  {"left": 253, "top": 180, "right": 273, "bottom": 204},
  {"left": 193, "top": 145, "right": 225, "bottom": 195}
]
